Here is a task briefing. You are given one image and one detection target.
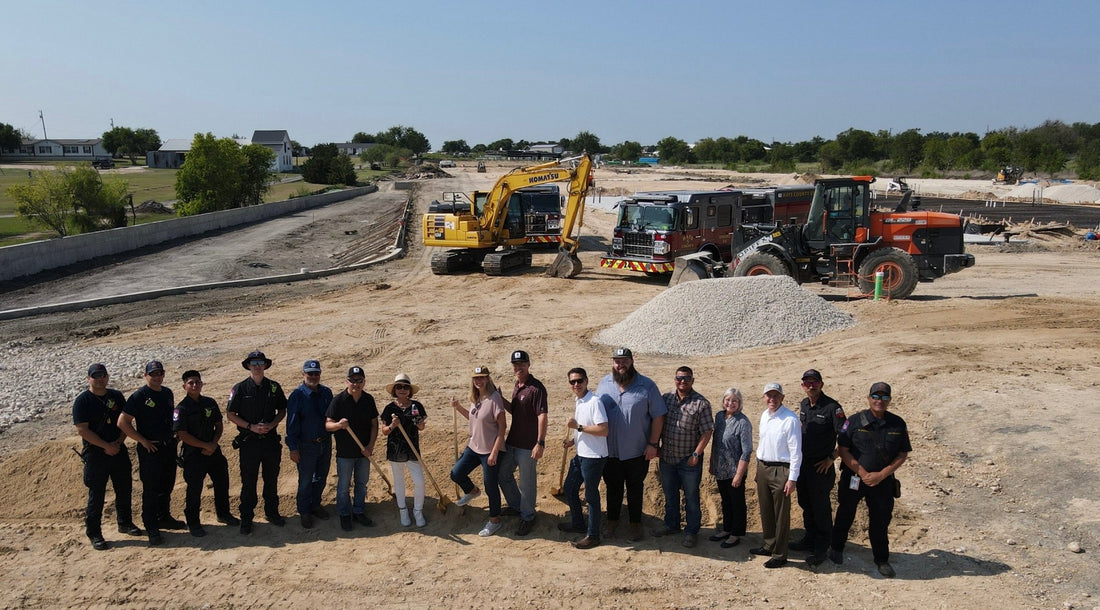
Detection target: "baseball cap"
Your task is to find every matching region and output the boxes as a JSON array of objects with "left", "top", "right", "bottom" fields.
[
  {"left": 801, "top": 369, "right": 823, "bottom": 382},
  {"left": 869, "top": 381, "right": 892, "bottom": 396},
  {"left": 87, "top": 363, "right": 108, "bottom": 377},
  {"left": 302, "top": 359, "right": 322, "bottom": 373},
  {"left": 510, "top": 350, "right": 530, "bottom": 363},
  {"left": 612, "top": 347, "right": 633, "bottom": 359},
  {"left": 145, "top": 360, "right": 165, "bottom": 374},
  {"left": 347, "top": 366, "right": 365, "bottom": 378},
  {"left": 762, "top": 382, "right": 784, "bottom": 396},
  {"left": 472, "top": 366, "right": 491, "bottom": 377}
]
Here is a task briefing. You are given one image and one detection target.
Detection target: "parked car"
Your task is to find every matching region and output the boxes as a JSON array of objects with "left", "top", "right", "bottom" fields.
[
  {"left": 92, "top": 158, "right": 115, "bottom": 169},
  {"left": 439, "top": 159, "right": 455, "bottom": 168}
]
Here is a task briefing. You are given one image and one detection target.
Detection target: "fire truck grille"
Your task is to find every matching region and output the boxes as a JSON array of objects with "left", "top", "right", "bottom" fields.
[
  {"left": 622, "top": 232, "right": 654, "bottom": 257},
  {"left": 526, "top": 213, "right": 548, "bottom": 234}
]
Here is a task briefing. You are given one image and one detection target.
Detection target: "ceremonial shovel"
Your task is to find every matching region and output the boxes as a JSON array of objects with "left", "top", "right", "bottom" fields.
[
  {"left": 345, "top": 425, "right": 394, "bottom": 496},
  {"left": 393, "top": 418, "right": 453, "bottom": 513}
]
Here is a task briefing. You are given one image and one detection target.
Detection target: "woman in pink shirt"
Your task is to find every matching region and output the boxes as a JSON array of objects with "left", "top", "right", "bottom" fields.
[{"left": 449, "top": 366, "right": 508, "bottom": 537}]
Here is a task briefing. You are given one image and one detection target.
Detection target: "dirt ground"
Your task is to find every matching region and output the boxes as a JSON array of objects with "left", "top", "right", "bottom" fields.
[{"left": 1, "top": 162, "right": 1098, "bottom": 609}]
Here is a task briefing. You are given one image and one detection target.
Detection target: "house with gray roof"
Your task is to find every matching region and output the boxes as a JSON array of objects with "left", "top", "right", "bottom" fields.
[
  {"left": 1, "top": 138, "right": 109, "bottom": 161},
  {"left": 147, "top": 132, "right": 294, "bottom": 171}
]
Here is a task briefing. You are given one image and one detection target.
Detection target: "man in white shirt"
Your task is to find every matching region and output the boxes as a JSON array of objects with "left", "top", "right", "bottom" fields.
[
  {"left": 751, "top": 382, "right": 802, "bottom": 568},
  {"left": 557, "top": 367, "right": 609, "bottom": 549}
]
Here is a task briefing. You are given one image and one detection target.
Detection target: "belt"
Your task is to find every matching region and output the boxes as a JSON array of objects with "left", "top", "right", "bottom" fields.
[
  {"left": 308, "top": 436, "right": 328, "bottom": 444},
  {"left": 759, "top": 460, "right": 790, "bottom": 468}
]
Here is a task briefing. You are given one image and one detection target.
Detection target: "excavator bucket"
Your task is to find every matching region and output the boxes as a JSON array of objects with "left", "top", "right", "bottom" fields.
[
  {"left": 667, "top": 252, "right": 726, "bottom": 287},
  {"left": 545, "top": 250, "right": 583, "bottom": 278}
]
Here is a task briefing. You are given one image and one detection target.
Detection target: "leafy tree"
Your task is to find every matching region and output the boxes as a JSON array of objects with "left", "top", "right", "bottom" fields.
[
  {"left": 175, "top": 133, "right": 275, "bottom": 215},
  {"left": 766, "top": 142, "right": 797, "bottom": 172},
  {"left": 1037, "top": 144, "right": 1066, "bottom": 177},
  {"left": 944, "top": 136, "right": 978, "bottom": 169},
  {"left": 1, "top": 122, "right": 28, "bottom": 153},
  {"left": 290, "top": 140, "right": 303, "bottom": 157},
  {"left": 376, "top": 125, "right": 430, "bottom": 154},
  {"left": 1076, "top": 140, "right": 1100, "bottom": 180},
  {"left": 488, "top": 138, "right": 514, "bottom": 151},
  {"left": 352, "top": 132, "right": 375, "bottom": 144},
  {"left": 922, "top": 138, "right": 947, "bottom": 170},
  {"left": 892, "top": 129, "right": 924, "bottom": 173},
  {"left": 570, "top": 131, "right": 603, "bottom": 154},
  {"left": 818, "top": 141, "right": 844, "bottom": 171},
  {"left": 302, "top": 143, "right": 356, "bottom": 184},
  {"left": 101, "top": 126, "right": 161, "bottom": 165},
  {"left": 835, "top": 128, "right": 878, "bottom": 163},
  {"left": 472, "top": 143, "right": 488, "bottom": 153},
  {"left": 611, "top": 140, "right": 643, "bottom": 162},
  {"left": 442, "top": 140, "right": 471, "bottom": 154},
  {"left": 8, "top": 166, "right": 128, "bottom": 236},
  {"left": 359, "top": 143, "right": 411, "bottom": 168},
  {"left": 981, "top": 130, "right": 1014, "bottom": 168},
  {"left": 657, "top": 137, "right": 692, "bottom": 164}
]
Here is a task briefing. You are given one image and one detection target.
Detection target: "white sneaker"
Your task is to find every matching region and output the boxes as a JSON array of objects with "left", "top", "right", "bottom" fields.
[
  {"left": 399, "top": 508, "right": 411, "bottom": 527},
  {"left": 414, "top": 509, "right": 426, "bottom": 528},
  {"left": 456, "top": 489, "right": 482, "bottom": 507},
  {"left": 478, "top": 520, "right": 503, "bottom": 537}
]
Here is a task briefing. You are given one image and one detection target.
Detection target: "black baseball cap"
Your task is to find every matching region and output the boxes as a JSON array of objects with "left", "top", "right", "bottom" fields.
[
  {"left": 869, "top": 381, "right": 892, "bottom": 396},
  {"left": 612, "top": 347, "right": 633, "bottom": 359},
  {"left": 347, "top": 366, "right": 365, "bottom": 378},
  {"left": 303, "top": 359, "right": 322, "bottom": 373},
  {"left": 145, "top": 360, "right": 165, "bottom": 374},
  {"left": 511, "top": 350, "right": 530, "bottom": 363},
  {"left": 802, "top": 369, "right": 823, "bottom": 382},
  {"left": 87, "top": 363, "right": 108, "bottom": 377}
]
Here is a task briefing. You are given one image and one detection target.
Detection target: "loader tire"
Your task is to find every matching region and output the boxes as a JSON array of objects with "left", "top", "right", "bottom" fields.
[
  {"left": 733, "top": 252, "right": 788, "bottom": 278},
  {"left": 858, "top": 248, "right": 919, "bottom": 299}
]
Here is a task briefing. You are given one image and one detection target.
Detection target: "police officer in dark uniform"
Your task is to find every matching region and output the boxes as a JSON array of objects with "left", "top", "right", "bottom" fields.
[
  {"left": 119, "top": 360, "right": 184, "bottom": 546},
  {"left": 829, "top": 381, "right": 911, "bottom": 578},
  {"left": 173, "top": 369, "right": 239, "bottom": 537},
  {"left": 73, "top": 363, "right": 141, "bottom": 551},
  {"left": 790, "top": 369, "right": 846, "bottom": 566},
  {"left": 226, "top": 350, "right": 288, "bottom": 534}
]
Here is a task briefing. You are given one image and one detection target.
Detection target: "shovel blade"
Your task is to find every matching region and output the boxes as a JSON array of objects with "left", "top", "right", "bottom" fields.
[{"left": 545, "top": 251, "right": 582, "bottom": 278}]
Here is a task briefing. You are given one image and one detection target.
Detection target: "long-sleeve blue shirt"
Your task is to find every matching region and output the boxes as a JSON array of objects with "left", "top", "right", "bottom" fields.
[{"left": 285, "top": 382, "right": 334, "bottom": 451}]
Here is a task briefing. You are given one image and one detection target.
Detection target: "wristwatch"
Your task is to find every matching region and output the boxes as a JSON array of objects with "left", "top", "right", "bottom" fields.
[
  {"left": 576, "top": 424, "right": 584, "bottom": 433},
  {"left": 691, "top": 451, "right": 701, "bottom": 459},
  {"left": 647, "top": 441, "right": 659, "bottom": 448},
  {"left": 537, "top": 439, "right": 546, "bottom": 447}
]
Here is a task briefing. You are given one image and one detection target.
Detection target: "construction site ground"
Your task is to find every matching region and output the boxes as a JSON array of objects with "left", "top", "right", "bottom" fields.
[{"left": 0, "top": 162, "right": 1098, "bottom": 609}]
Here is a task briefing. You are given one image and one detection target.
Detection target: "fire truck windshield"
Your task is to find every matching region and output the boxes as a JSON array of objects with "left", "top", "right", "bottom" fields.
[{"left": 616, "top": 204, "right": 675, "bottom": 231}]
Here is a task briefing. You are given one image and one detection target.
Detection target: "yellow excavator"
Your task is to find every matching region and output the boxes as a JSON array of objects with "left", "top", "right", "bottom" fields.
[{"left": 423, "top": 154, "right": 593, "bottom": 276}]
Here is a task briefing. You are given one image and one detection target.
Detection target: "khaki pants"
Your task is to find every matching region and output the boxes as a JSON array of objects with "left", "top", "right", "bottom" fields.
[{"left": 756, "top": 461, "right": 792, "bottom": 559}]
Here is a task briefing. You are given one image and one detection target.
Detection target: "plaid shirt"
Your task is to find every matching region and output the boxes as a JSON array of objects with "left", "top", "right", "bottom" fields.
[{"left": 660, "top": 390, "right": 714, "bottom": 462}]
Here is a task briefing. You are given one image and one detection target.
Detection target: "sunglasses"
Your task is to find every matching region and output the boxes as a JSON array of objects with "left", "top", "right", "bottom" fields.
[
  {"left": 393, "top": 384, "right": 410, "bottom": 390},
  {"left": 801, "top": 380, "right": 820, "bottom": 387},
  {"left": 90, "top": 372, "right": 108, "bottom": 379},
  {"left": 675, "top": 376, "right": 692, "bottom": 382},
  {"left": 248, "top": 360, "right": 267, "bottom": 367},
  {"left": 305, "top": 372, "right": 321, "bottom": 376},
  {"left": 568, "top": 378, "right": 586, "bottom": 385},
  {"left": 347, "top": 378, "right": 365, "bottom": 384},
  {"left": 870, "top": 393, "right": 891, "bottom": 401}
]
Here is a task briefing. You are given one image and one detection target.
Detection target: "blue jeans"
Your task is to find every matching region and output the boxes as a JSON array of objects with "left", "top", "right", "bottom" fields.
[
  {"left": 659, "top": 455, "right": 703, "bottom": 534},
  {"left": 335, "top": 456, "right": 370, "bottom": 517},
  {"left": 295, "top": 441, "right": 331, "bottom": 515},
  {"left": 498, "top": 444, "right": 537, "bottom": 521},
  {"left": 449, "top": 447, "right": 501, "bottom": 518},
  {"left": 564, "top": 455, "right": 606, "bottom": 539}
]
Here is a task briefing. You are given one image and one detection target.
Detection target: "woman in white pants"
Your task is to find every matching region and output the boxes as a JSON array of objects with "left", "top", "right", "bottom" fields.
[{"left": 380, "top": 373, "right": 427, "bottom": 527}]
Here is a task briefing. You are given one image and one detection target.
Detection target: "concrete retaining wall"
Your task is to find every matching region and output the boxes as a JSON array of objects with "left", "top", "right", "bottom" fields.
[{"left": 0, "top": 185, "right": 377, "bottom": 282}]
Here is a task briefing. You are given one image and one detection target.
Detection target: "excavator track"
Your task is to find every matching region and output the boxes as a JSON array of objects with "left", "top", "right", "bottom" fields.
[
  {"left": 482, "top": 249, "right": 532, "bottom": 276},
  {"left": 430, "top": 249, "right": 487, "bottom": 275}
]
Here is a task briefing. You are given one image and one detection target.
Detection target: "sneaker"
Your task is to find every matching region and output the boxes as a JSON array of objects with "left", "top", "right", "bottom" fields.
[
  {"left": 764, "top": 557, "right": 788, "bottom": 569},
  {"left": 340, "top": 515, "right": 353, "bottom": 531},
  {"left": 159, "top": 516, "right": 188, "bottom": 530},
  {"left": 300, "top": 514, "right": 314, "bottom": 529},
  {"left": 189, "top": 527, "right": 207, "bottom": 538},
  {"left": 414, "top": 510, "right": 426, "bottom": 528},
  {"left": 478, "top": 520, "right": 503, "bottom": 537},
  {"left": 311, "top": 506, "right": 330, "bottom": 520},
  {"left": 516, "top": 519, "right": 534, "bottom": 536},
  {"left": 876, "top": 562, "right": 896, "bottom": 578},
  {"left": 456, "top": 489, "right": 481, "bottom": 507},
  {"left": 353, "top": 513, "right": 374, "bottom": 527},
  {"left": 118, "top": 523, "right": 142, "bottom": 536},
  {"left": 500, "top": 506, "right": 520, "bottom": 517},
  {"left": 681, "top": 533, "right": 698, "bottom": 548},
  {"left": 399, "top": 508, "right": 412, "bottom": 527},
  {"left": 828, "top": 548, "right": 843, "bottom": 565},
  {"left": 572, "top": 536, "right": 600, "bottom": 550},
  {"left": 148, "top": 532, "right": 165, "bottom": 546},
  {"left": 627, "top": 522, "right": 643, "bottom": 542},
  {"left": 651, "top": 524, "right": 678, "bottom": 537},
  {"left": 89, "top": 536, "right": 110, "bottom": 551},
  {"left": 239, "top": 521, "right": 253, "bottom": 535},
  {"left": 558, "top": 522, "right": 585, "bottom": 534},
  {"left": 788, "top": 537, "right": 813, "bottom": 552},
  {"left": 217, "top": 514, "right": 241, "bottom": 526},
  {"left": 266, "top": 514, "right": 286, "bottom": 527}
]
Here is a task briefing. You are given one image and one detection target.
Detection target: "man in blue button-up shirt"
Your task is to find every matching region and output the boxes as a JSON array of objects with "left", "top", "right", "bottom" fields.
[{"left": 286, "top": 359, "right": 334, "bottom": 528}]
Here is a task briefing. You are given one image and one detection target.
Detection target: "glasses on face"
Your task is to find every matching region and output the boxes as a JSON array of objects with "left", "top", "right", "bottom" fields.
[
  {"left": 675, "top": 376, "right": 692, "bottom": 382},
  {"left": 90, "top": 373, "right": 108, "bottom": 379},
  {"left": 249, "top": 360, "right": 266, "bottom": 367},
  {"left": 148, "top": 371, "right": 165, "bottom": 377},
  {"left": 568, "top": 378, "right": 586, "bottom": 386},
  {"left": 801, "top": 380, "right": 820, "bottom": 387},
  {"left": 347, "top": 378, "right": 365, "bottom": 385},
  {"left": 305, "top": 372, "right": 321, "bottom": 377},
  {"left": 870, "top": 393, "right": 891, "bottom": 401},
  {"left": 393, "top": 384, "right": 410, "bottom": 391}
]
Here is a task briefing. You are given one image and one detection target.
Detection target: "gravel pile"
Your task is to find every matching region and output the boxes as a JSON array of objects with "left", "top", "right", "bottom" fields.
[
  {"left": 0, "top": 342, "right": 203, "bottom": 430},
  {"left": 595, "top": 276, "right": 855, "bottom": 356}
]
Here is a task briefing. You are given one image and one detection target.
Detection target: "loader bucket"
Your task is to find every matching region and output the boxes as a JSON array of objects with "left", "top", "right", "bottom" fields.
[
  {"left": 668, "top": 252, "right": 725, "bottom": 287},
  {"left": 546, "top": 250, "right": 583, "bottom": 278}
]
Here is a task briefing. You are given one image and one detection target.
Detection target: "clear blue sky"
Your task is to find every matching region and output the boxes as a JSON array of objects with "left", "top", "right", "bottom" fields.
[{"left": 4, "top": 0, "right": 1097, "bottom": 149}]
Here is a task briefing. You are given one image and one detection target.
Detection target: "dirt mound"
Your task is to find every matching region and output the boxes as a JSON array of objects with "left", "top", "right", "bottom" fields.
[{"left": 134, "top": 200, "right": 172, "bottom": 213}]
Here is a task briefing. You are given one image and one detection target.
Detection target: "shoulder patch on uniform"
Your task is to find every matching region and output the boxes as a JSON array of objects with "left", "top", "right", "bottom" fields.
[
  {"left": 172, "top": 407, "right": 180, "bottom": 422},
  {"left": 836, "top": 408, "right": 846, "bottom": 419},
  {"left": 839, "top": 420, "right": 849, "bottom": 433}
]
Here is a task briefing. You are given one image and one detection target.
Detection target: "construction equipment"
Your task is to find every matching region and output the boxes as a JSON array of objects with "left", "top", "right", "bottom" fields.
[
  {"left": 423, "top": 154, "right": 594, "bottom": 276},
  {"left": 477, "top": 161, "right": 486, "bottom": 173},
  {"left": 728, "top": 176, "right": 975, "bottom": 299},
  {"left": 993, "top": 166, "right": 1024, "bottom": 185}
]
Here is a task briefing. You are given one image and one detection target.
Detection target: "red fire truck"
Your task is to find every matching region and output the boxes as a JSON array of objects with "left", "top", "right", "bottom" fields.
[{"left": 738, "top": 184, "right": 814, "bottom": 226}]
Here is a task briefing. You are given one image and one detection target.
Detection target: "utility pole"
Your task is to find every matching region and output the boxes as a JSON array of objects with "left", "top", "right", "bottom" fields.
[{"left": 38, "top": 110, "right": 47, "bottom": 140}]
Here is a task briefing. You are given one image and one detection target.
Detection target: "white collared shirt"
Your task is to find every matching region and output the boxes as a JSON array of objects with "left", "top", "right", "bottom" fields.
[{"left": 757, "top": 405, "right": 803, "bottom": 481}]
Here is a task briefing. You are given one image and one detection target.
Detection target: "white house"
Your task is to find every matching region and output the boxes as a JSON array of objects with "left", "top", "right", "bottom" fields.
[
  {"left": 1, "top": 138, "right": 109, "bottom": 161},
  {"left": 147, "top": 132, "right": 294, "bottom": 171}
]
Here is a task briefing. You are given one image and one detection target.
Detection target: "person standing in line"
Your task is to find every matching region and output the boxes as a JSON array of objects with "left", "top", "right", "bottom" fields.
[
  {"left": 173, "top": 369, "right": 239, "bottom": 537},
  {"left": 73, "top": 363, "right": 141, "bottom": 550},
  {"left": 709, "top": 388, "right": 752, "bottom": 549},
  {"left": 596, "top": 347, "right": 666, "bottom": 542},
  {"left": 449, "top": 366, "right": 508, "bottom": 537},
  {"left": 226, "top": 350, "right": 288, "bottom": 534},
  {"left": 557, "top": 367, "right": 608, "bottom": 550},
  {"left": 380, "top": 373, "right": 428, "bottom": 528},
  {"left": 286, "top": 359, "right": 334, "bottom": 529},
  {"left": 498, "top": 349, "right": 548, "bottom": 536},
  {"left": 751, "top": 382, "right": 802, "bottom": 568},
  {"left": 791, "top": 369, "right": 846, "bottom": 566},
  {"left": 653, "top": 366, "right": 713, "bottom": 548},
  {"left": 325, "top": 366, "right": 379, "bottom": 531},
  {"left": 829, "top": 382, "right": 911, "bottom": 578},
  {"left": 119, "top": 360, "right": 184, "bottom": 546}
]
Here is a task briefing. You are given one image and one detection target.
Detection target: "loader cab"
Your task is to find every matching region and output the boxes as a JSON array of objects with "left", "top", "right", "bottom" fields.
[{"left": 803, "top": 178, "right": 872, "bottom": 252}]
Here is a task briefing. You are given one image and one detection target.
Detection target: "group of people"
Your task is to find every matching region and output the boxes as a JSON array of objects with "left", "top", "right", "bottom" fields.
[{"left": 73, "top": 347, "right": 911, "bottom": 577}]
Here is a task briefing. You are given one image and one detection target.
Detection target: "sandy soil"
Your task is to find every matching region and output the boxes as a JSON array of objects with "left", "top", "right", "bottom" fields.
[{"left": 0, "top": 162, "right": 1098, "bottom": 609}]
